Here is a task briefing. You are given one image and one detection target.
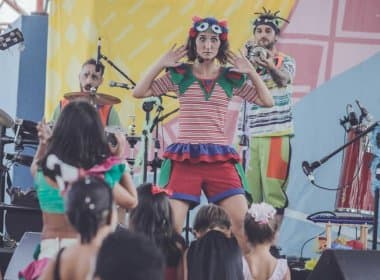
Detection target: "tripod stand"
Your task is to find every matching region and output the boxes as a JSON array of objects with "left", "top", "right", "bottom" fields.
[
  {"left": 149, "top": 107, "right": 179, "bottom": 184},
  {"left": 141, "top": 100, "right": 156, "bottom": 182}
]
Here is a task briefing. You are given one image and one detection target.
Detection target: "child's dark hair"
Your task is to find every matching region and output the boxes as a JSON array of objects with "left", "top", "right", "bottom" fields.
[
  {"left": 129, "top": 183, "right": 185, "bottom": 267},
  {"left": 193, "top": 204, "right": 231, "bottom": 234},
  {"left": 244, "top": 204, "right": 277, "bottom": 246},
  {"left": 94, "top": 229, "right": 165, "bottom": 280},
  {"left": 39, "top": 101, "right": 110, "bottom": 181},
  {"left": 185, "top": 34, "right": 229, "bottom": 64},
  {"left": 65, "top": 176, "right": 113, "bottom": 244}
]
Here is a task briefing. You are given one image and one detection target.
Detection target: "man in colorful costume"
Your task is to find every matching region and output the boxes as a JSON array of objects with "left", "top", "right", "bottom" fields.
[{"left": 239, "top": 8, "right": 296, "bottom": 245}]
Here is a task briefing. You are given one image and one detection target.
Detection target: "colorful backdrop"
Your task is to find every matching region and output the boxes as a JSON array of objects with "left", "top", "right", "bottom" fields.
[
  {"left": 45, "top": 0, "right": 295, "bottom": 130},
  {"left": 44, "top": 0, "right": 380, "bottom": 258}
]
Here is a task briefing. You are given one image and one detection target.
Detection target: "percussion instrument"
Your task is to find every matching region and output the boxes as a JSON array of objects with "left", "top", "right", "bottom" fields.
[
  {"left": 0, "top": 108, "right": 14, "bottom": 128},
  {"left": 4, "top": 153, "right": 34, "bottom": 166},
  {"left": 245, "top": 42, "right": 269, "bottom": 61},
  {"left": 64, "top": 91, "right": 121, "bottom": 106},
  {"left": 335, "top": 127, "right": 374, "bottom": 215},
  {"left": 13, "top": 119, "right": 38, "bottom": 142}
]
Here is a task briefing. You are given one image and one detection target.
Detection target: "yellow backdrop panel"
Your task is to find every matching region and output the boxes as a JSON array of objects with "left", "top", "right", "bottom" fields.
[{"left": 46, "top": 0, "right": 295, "bottom": 130}]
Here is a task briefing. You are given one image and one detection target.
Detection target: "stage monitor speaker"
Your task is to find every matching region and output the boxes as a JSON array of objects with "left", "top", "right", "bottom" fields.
[
  {"left": 4, "top": 232, "right": 41, "bottom": 280},
  {"left": 307, "top": 249, "right": 380, "bottom": 280}
]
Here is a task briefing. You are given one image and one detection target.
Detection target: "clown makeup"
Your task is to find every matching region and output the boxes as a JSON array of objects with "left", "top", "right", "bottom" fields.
[{"left": 195, "top": 31, "right": 221, "bottom": 61}]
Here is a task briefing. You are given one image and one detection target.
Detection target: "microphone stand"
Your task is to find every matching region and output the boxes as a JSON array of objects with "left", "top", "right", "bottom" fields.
[
  {"left": 149, "top": 105, "right": 164, "bottom": 184},
  {"left": 100, "top": 53, "right": 136, "bottom": 88},
  {"left": 302, "top": 122, "right": 378, "bottom": 175},
  {"left": 239, "top": 101, "right": 249, "bottom": 171},
  {"left": 373, "top": 188, "right": 379, "bottom": 250},
  {"left": 142, "top": 100, "right": 156, "bottom": 182},
  {"left": 149, "top": 107, "right": 179, "bottom": 184},
  {"left": 0, "top": 126, "right": 6, "bottom": 247}
]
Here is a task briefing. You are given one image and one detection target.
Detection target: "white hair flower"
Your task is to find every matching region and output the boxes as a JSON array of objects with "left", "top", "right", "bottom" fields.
[{"left": 248, "top": 202, "right": 276, "bottom": 224}]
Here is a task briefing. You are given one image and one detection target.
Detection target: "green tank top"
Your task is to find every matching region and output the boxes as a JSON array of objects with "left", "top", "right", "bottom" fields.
[{"left": 35, "top": 163, "right": 126, "bottom": 213}]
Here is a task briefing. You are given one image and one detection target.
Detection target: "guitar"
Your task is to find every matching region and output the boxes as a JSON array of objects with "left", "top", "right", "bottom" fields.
[{"left": 0, "top": 28, "right": 24, "bottom": 51}]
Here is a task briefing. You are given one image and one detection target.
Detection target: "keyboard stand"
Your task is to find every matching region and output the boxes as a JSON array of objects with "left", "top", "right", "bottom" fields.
[{"left": 307, "top": 214, "right": 374, "bottom": 249}]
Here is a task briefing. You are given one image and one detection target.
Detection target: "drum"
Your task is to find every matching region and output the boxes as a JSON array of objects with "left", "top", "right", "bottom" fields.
[
  {"left": 335, "top": 127, "right": 374, "bottom": 215},
  {"left": 13, "top": 119, "right": 38, "bottom": 142},
  {"left": 0, "top": 108, "right": 14, "bottom": 128}
]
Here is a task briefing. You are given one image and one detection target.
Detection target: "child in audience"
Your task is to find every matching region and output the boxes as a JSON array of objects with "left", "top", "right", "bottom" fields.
[
  {"left": 244, "top": 202, "right": 291, "bottom": 280},
  {"left": 93, "top": 229, "right": 165, "bottom": 280},
  {"left": 39, "top": 176, "right": 116, "bottom": 280},
  {"left": 20, "top": 101, "right": 137, "bottom": 279},
  {"left": 185, "top": 204, "right": 247, "bottom": 280},
  {"left": 129, "top": 183, "right": 186, "bottom": 280}
]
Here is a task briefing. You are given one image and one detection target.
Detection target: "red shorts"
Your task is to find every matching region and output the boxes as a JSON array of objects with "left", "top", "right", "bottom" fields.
[{"left": 166, "top": 160, "right": 245, "bottom": 206}]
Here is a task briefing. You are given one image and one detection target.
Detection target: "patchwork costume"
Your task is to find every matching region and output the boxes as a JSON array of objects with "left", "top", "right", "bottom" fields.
[
  {"left": 154, "top": 63, "right": 258, "bottom": 206},
  {"left": 239, "top": 10, "right": 296, "bottom": 212}
]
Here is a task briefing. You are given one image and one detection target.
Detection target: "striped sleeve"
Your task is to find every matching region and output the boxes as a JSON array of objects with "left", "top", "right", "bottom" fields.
[
  {"left": 233, "top": 80, "right": 258, "bottom": 103},
  {"left": 151, "top": 72, "right": 178, "bottom": 96}
]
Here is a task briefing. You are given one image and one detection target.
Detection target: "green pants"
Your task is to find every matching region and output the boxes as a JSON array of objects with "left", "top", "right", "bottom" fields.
[{"left": 246, "top": 136, "right": 291, "bottom": 209}]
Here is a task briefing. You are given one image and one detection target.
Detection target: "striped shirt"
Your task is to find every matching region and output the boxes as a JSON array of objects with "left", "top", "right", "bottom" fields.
[
  {"left": 239, "top": 52, "right": 295, "bottom": 137},
  {"left": 151, "top": 69, "right": 258, "bottom": 145}
]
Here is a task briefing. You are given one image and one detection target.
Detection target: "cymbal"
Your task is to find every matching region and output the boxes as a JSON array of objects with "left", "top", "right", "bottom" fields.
[
  {"left": 0, "top": 108, "right": 14, "bottom": 128},
  {"left": 64, "top": 92, "right": 121, "bottom": 105}
]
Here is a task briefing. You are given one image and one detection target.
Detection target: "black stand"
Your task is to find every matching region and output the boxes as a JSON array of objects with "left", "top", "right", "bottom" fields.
[
  {"left": 149, "top": 105, "right": 164, "bottom": 184},
  {"left": 100, "top": 52, "right": 136, "bottom": 89},
  {"left": 184, "top": 209, "right": 192, "bottom": 247},
  {"left": 302, "top": 122, "right": 379, "bottom": 176},
  {"left": 142, "top": 101, "right": 156, "bottom": 182},
  {"left": 373, "top": 188, "right": 379, "bottom": 250},
  {"left": 239, "top": 101, "right": 249, "bottom": 171},
  {"left": 149, "top": 107, "right": 179, "bottom": 184},
  {"left": 0, "top": 126, "right": 6, "bottom": 247},
  {"left": 126, "top": 137, "right": 139, "bottom": 176}
]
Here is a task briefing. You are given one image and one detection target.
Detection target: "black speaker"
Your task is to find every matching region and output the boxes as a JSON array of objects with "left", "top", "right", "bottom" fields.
[{"left": 307, "top": 249, "right": 380, "bottom": 280}]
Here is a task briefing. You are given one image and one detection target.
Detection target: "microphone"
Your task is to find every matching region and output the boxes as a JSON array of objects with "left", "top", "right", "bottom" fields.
[
  {"left": 355, "top": 100, "right": 372, "bottom": 123},
  {"left": 109, "top": 81, "right": 134, "bottom": 90},
  {"left": 347, "top": 104, "right": 358, "bottom": 126},
  {"left": 302, "top": 161, "right": 315, "bottom": 183},
  {"left": 96, "top": 37, "right": 101, "bottom": 72}
]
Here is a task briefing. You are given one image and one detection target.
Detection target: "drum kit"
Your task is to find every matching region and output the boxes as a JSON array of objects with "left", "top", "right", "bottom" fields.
[
  {"left": 0, "top": 109, "right": 38, "bottom": 168},
  {"left": 0, "top": 109, "right": 41, "bottom": 246},
  {"left": 63, "top": 90, "right": 122, "bottom": 106}
]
